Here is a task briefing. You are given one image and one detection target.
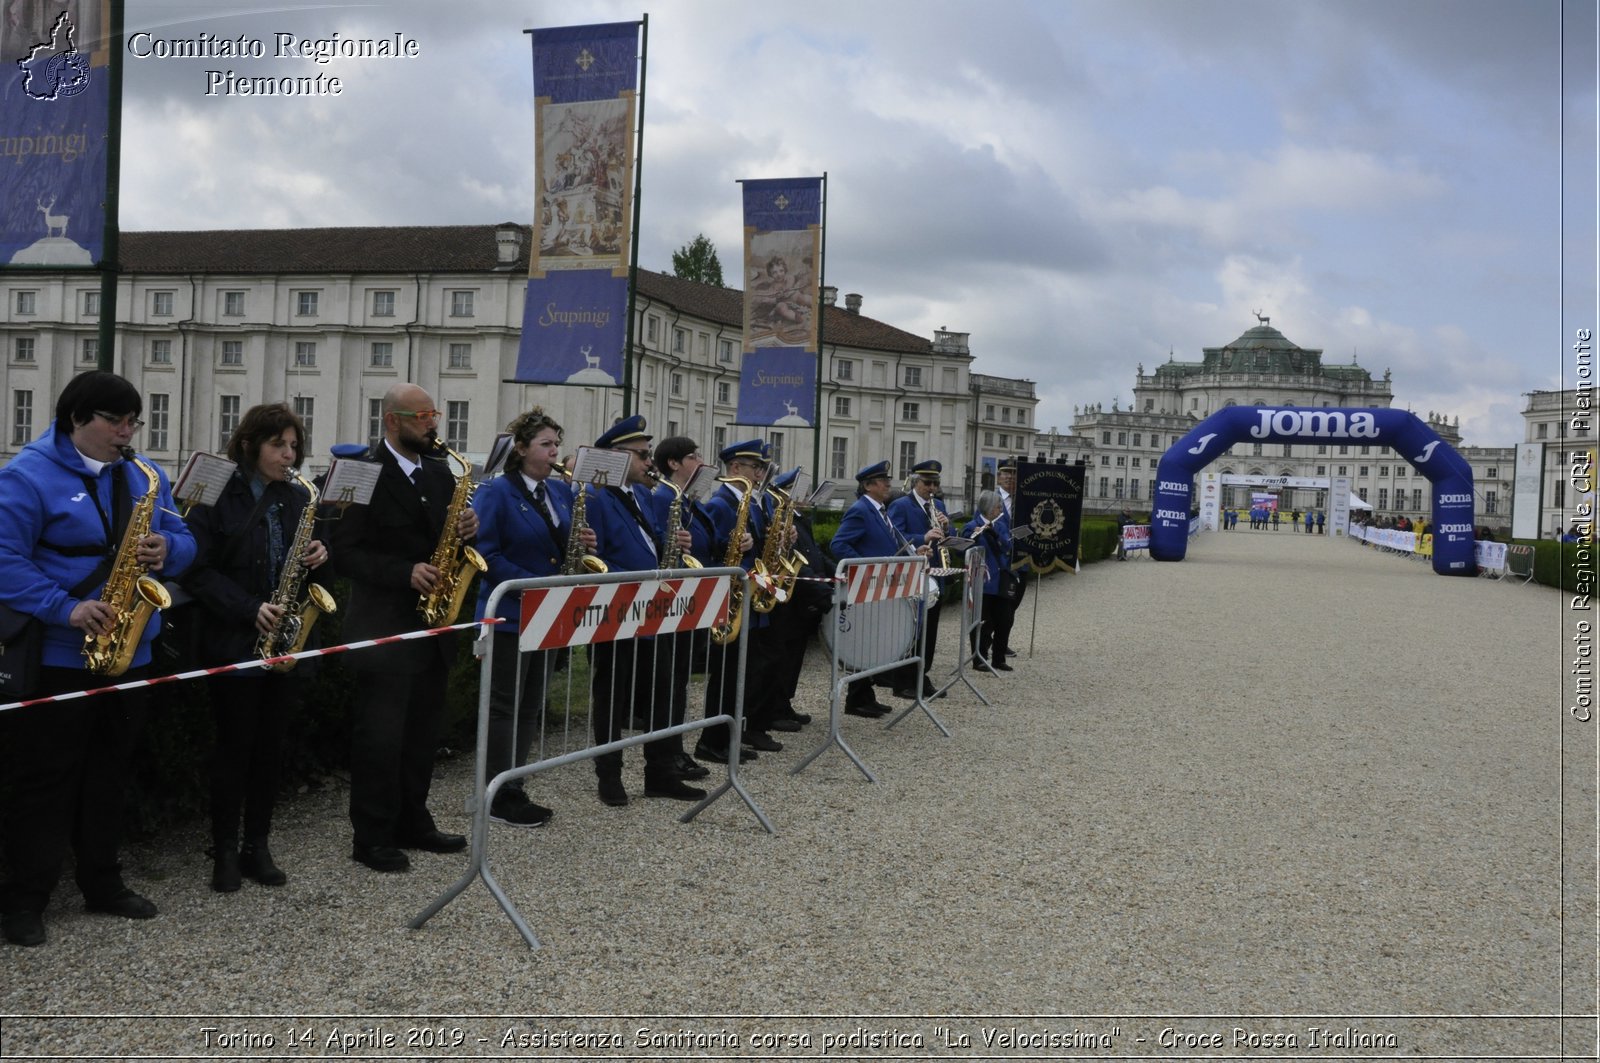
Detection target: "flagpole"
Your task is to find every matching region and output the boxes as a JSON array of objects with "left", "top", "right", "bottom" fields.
[
  {"left": 621, "top": 13, "right": 648, "bottom": 418},
  {"left": 96, "top": 0, "right": 125, "bottom": 372},
  {"left": 812, "top": 171, "right": 827, "bottom": 481}
]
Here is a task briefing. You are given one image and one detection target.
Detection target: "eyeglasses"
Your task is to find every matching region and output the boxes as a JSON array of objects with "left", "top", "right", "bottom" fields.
[
  {"left": 620, "top": 448, "right": 652, "bottom": 459},
  {"left": 94, "top": 411, "right": 144, "bottom": 430},
  {"left": 391, "top": 409, "right": 442, "bottom": 422}
]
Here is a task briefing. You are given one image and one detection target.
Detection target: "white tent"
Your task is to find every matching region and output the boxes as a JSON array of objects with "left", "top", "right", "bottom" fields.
[{"left": 1348, "top": 492, "right": 1373, "bottom": 511}]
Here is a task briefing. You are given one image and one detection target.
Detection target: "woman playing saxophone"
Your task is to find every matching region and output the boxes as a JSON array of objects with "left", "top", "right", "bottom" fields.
[{"left": 181, "top": 403, "right": 329, "bottom": 893}]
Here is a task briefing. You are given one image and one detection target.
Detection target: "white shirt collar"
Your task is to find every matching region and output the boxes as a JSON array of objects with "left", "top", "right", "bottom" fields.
[{"left": 384, "top": 439, "right": 422, "bottom": 479}]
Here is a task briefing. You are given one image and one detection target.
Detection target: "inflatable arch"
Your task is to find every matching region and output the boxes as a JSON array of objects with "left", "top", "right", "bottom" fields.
[{"left": 1149, "top": 407, "right": 1478, "bottom": 576}]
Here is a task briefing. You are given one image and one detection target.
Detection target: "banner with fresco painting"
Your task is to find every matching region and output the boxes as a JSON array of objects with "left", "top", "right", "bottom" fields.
[
  {"left": 1, "top": 0, "right": 111, "bottom": 268},
  {"left": 513, "top": 21, "right": 641, "bottom": 386},
  {"left": 736, "top": 177, "right": 822, "bottom": 427}
]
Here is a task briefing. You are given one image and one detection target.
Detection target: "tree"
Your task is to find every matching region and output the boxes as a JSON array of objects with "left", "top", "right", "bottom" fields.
[{"left": 671, "top": 233, "right": 725, "bottom": 287}]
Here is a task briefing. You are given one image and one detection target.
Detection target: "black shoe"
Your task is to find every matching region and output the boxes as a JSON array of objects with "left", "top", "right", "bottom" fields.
[
  {"left": 674, "top": 753, "right": 711, "bottom": 780},
  {"left": 84, "top": 888, "right": 158, "bottom": 920},
  {"left": 845, "top": 702, "right": 889, "bottom": 718},
  {"left": 891, "top": 687, "right": 918, "bottom": 700},
  {"left": 769, "top": 716, "right": 803, "bottom": 732},
  {"left": 490, "top": 792, "right": 554, "bottom": 828},
  {"left": 598, "top": 777, "right": 629, "bottom": 806},
  {"left": 211, "top": 848, "right": 242, "bottom": 893},
  {"left": 2, "top": 910, "right": 45, "bottom": 947},
  {"left": 240, "top": 841, "right": 286, "bottom": 887},
  {"left": 352, "top": 844, "right": 410, "bottom": 873},
  {"left": 644, "top": 777, "right": 706, "bottom": 800},
  {"left": 396, "top": 828, "right": 466, "bottom": 854},
  {"left": 994, "top": 661, "right": 1014, "bottom": 672},
  {"left": 743, "top": 730, "right": 783, "bottom": 752},
  {"left": 921, "top": 680, "right": 944, "bottom": 699}
]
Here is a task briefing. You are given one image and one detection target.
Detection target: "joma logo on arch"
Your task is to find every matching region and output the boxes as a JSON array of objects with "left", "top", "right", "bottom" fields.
[{"left": 1250, "top": 409, "right": 1379, "bottom": 440}]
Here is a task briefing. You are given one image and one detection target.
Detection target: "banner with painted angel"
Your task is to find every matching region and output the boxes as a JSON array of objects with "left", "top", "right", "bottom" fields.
[
  {"left": 514, "top": 21, "right": 641, "bottom": 386},
  {"left": 736, "top": 177, "right": 822, "bottom": 427}
]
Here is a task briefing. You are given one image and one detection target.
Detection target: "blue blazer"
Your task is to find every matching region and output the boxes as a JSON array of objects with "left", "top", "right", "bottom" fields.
[
  {"left": 702, "top": 482, "right": 767, "bottom": 570},
  {"left": 472, "top": 472, "right": 573, "bottom": 625},
  {"left": 830, "top": 495, "right": 903, "bottom": 560},
  {"left": 961, "top": 516, "right": 1010, "bottom": 596},
  {"left": 587, "top": 482, "right": 661, "bottom": 573},
  {"left": 650, "top": 482, "right": 716, "bottom": 564}
]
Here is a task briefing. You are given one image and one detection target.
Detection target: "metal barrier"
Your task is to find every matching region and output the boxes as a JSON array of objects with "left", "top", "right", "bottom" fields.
[
  {"left": 1505, "top": 544, "right": 1536, "bottom": 585},
  {"left": 936, "top": 545, "right": 994, "bottom": 703},
  {"left": 792, "top": 555, "right": 947, "bottom": 783},
  {"left": 412, "top": 566, "right": 768, "bottom": 949}
]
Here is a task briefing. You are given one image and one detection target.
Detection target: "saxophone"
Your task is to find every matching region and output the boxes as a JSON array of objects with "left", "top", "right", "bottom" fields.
[
  {"left": 256, "top": 473, "right": 337, "bottom": 672},
  {"left": 752, "top": 484, "right": 799, "bottom": 613},
  {"left": 416, "top": 444, "right": 488, "bottom": 626},
  {"left": 555, "top": 462, "right": 608, "bottom": 575},
  {"left": 83, "top": 450, "right": 173, "bottom": 676},
  {"left": 646, "top": 469, "right": 701, "bottom": 570},
  {"left": 708, "top": 477, "right": 759, "bottom": 644}
]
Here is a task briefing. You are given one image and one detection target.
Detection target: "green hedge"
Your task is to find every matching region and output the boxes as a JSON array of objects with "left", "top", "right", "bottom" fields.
[{"left": 1519, "top": 538, "right": 1597, "bottom": 593}]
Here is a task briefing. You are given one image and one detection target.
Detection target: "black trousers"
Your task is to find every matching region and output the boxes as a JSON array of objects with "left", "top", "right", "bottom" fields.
[
  {"left": 892, "top": 600, "right": 941, "bottom": 690},
  {"left": 207, "top": 671, "right": 294, "bottom": 848},
  {"left": 486, "top": 631, "right": 551, "bottom": 798},
  {"left": 971, "top": 593, "right": 1003, "bottom": 662},
  {"left": 1, "top": 666, "right": 148, "bottom": 914},
  {"left": 588, "top": 637, "right": 677, "bottom": 782},
  {"left": 347, "top": 663, "right": 448, "bottom": 848},
  {"left": 993, "top": 580, "right": 1025, "bottom": 659}
]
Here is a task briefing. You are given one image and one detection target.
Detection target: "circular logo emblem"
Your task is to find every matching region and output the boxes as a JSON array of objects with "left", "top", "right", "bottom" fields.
[{"left": 1031, "top": 500, "right": 1065, "bottom": 540}]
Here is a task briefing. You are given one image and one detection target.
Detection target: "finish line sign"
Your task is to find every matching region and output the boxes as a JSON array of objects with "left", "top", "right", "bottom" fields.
[{"left": 518, "top": 576, "right": 730, "bottom": 650}]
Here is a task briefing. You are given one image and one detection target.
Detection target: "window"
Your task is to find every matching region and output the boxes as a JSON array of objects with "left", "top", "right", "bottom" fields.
[
  {"left": 223, "top": 291, "right": 245, "bottom": 316},
  {"left": 293, "top": 397, "right": 314, "bottom": 455},
  {"left": 14, "top": 291, "right": 35, "bottom": 315},
  {"left": 1486, "top": 467, "right": 1499, "bottom": 479},
  {"left": 1378, "top": 488, "right": 1388, "bottom": 510},
  {"left": 1017, "top": 410, "right": 1027, "bottom": 425},
  {"left": 445, "top": 400, "right": 469, "bottom": 451},
  {"left": 835, "top": 358, "right": 854, "bottom": 381},
  {"left": 1361, "top": 445, "right": 1371, "bottom": 455},
  {"left": 1317, "top": 444, "right": 1328, "bottom": 455},
  {"left": 1316, "top": 465, "right": 1327, "bottom": 476},
  {"left": 904, "top": 366, "right": 922, "bottom": 387},
  {"left": 1129, "top": 478, "right": 1140, "bottom": 500},
  {"left": 1132, "top": 432, "right": 1141, "bottom": 447},
  {"left": 11, "top": 390, "right": 32, "bottom": 444},
  {"left": 370, "top": 341, "right": 393, "bottom": 368},
  {"left": 698, "top": 333, "right": 710, "bottom": 358},
  {"left": 1099, "top": 476, "right": 1109, "bottom": 497},
  {"left": 830, "top": 437, "right": 849, "bottom": 480},
  {"left": 367, "top": 398, "right": 384, "bottom": 447},
  {"left": 897, "top": 441, "right": 917, "bottom": 480},
  {"left": 646, "top": 316, "right": 659, "bottom": 344},
  {"left": 983, "top": 431, "right": 994, "bottom": 446},
  {"left": 1337, "top": 465, "right": 1348, "bottom": 476},
  {"left": 448, "top": 343, "right": 471, "bottom": 370},
  {"left": 1100, "top": 455, "right": 1110, "bottom": 466},
  {"left": 449, "top": 291, "right": 474, "bottom": 317},
  {"left": 14, "top": 337, "right": 34, "bottom": 363},
  {"left": 672, "top": 328, "right": 686, "bottom": 354},
  {"left": 1339, "top": 444, "right": 1349, "bottom": 455},
  {"left": 1485, "top": 490, "right": 1498, "bottom": 515},
  {"left": 1101, "top": 431, "right": 1111, "bottom": 444},
  {"left": 82, "top": 291, "right": 99, "bottom": 316},
  {"left": 150, "top": 291, "right": 173, "bottom": 316},
  {"left": 718, "top": 338, "right": 734, "bottom": 364},
  {"left": 1115, "top": 456, "right": 1126, "bottom": 467},
  {"left": 1536, "top": 423, "right": 1549, "bottom": 439},
  {"left": 294, "top": 341, "right": 316, "bottom": 368},
  {"left": 220, "top": 341, "right": 242, "bottom": 366},
  {"left": 372, "top": 290, "right": 395, "bottom": 317},
  {"left": 1251, "top": 442, "right": 1263, "bottom": 456},
  {"left": 147, "top": 393, "right": 169, "bottom": 451},
  {"left": 1003, "top": 409, "right": 1013, "bottom": 424},
  {"left": 1412, "top": 489, "right": 1423, "bottom": 510},
  {"left": 834, "top": 396, "right": 852, "bottom": 417},
  {"left": 900, "top": 401, "right": 920, "bottom": 422},
  {"left": 80, "top": 338, "right": 97, "bottom": 364},
  {"left": 1114, "top": 478, "right": 1125, "bottom": 499},
  {"left": 1379, "top": 466, "right": 1390, "bottom": 477},
  {"left": 218, "top": 395, "right": 241, "bottom": 450},
  {"left": 670, "top": 372, "right": 683, "bottom": 397},
  {"left": 1283, "top": 444, "right": 1294, "bottom": 457},
  {"left": 295, "top": 291, "right": 318, "bottom": 316},
  {"left": 769, "top": 433, "right": 784, "bottom": 467},
  {"left": 986, "top": 404, "right": 996, "bottom": 421},
  {"left": 714, "top": 426, "right": 727, "bottom": 455},
  {"left": 716, "top": 381, "right": 731, "bottom": 405},
  {"left": 1358, "top": 465, "right": 1369, "bottom": 477},
  {"left": 1132, "top": 457, "right": 1142, "bottom": 468},
  {"left": 150, "top": 340, "right": 172, "bottom": 365}
]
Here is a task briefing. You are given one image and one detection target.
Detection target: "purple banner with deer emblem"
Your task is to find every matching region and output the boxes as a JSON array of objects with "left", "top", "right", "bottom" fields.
[
  {"left": 737, "top": 177, "right": 822, "bottom": 427},
  {"left": 513, "top": 21, "right": 641, "bottom": 386},
  {"left": 1, "top": 0, "right": 110, "bottom": 268}
]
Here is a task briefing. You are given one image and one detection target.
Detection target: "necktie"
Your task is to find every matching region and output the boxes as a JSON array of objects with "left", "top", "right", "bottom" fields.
[
  {"left": 409, "top": 466, "right": 422, "bottom": 488},
  {"left": 533, "top": 482, "right": 556, "bottom": 526}
]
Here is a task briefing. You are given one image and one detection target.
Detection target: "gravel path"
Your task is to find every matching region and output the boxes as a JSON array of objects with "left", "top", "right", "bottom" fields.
[{"left": 2, "top": 529, "right": 1589, "bottom": 1059}]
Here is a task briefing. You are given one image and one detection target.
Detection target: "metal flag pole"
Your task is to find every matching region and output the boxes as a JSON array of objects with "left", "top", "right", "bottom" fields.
[
  {"left": 95, "top": 0, "right": 126, "bottom": 372},
  {"left": 620, "top": 13, "right": 649, "bottom": 418},
  {"left": 812, "top": 170, "right": 828, "bottom": 479}
]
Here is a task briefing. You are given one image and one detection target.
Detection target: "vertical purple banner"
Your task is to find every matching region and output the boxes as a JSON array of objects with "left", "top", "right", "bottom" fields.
[
  {"left": 1, "top": 0, "right": 110, "bottom": 267},
  {"left": 737, "top": 177, "right": 822, "bottom": 427},
  {"left": 513, "top": 21, "right": 640, "bottom": 386}
]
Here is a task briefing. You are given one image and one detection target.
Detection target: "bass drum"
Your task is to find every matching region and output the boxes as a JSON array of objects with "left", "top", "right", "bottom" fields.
[{"left": 822, "top": 598, "right": 918, "bottom": 672}]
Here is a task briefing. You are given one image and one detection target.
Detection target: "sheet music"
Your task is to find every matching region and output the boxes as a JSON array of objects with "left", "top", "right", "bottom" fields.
[
  {"left": 320, "top": 458, "right": 382, "bottom": 507},
  {"left": 171, "top": 451, "right": 236, "bottom": 509},
  {"left": 571, "top": 445, "right": 629, "bottom": 487},
  {"left": 941, "top": 535, "right": 975, "bottom": 552},
  {"left": 685, "top": 464, "right": 719, "bottom": 503},
  {"left": 482, "top": 433, "right": 514, "bottom": 479},
  {"left": 785, "top": 470, "right": 811, "bottom": 500},
  {"left": 806, "top": 480, "right": 836, "bottom": 507}
]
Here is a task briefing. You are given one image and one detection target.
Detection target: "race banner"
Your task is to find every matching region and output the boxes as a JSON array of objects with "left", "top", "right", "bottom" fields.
[
  {"left": 2, "top": 0, "right": 111, "bottom": 267},
  {"left": 1013, "top": 461, "right": 1085, "bottom": 575},
  {"left": 513, "top": 21, "right": 641, "bottom": 386},
  {"left": 736, "top": 177, "right": 822, "bottom": 427}
]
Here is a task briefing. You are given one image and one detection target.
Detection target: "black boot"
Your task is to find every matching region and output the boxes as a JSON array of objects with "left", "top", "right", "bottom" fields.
[
  {"left": 240, "top": 839, "right": 287, "bottom": 887},
  {"left": 211, "top": 847, "right": 241, "bottom": 893}
]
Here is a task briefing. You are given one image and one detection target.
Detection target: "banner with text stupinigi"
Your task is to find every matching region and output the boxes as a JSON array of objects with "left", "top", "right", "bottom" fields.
[
  {"left": 736, "top": 177, "right": 822, "bottom": 428},
  {"left": 513, "top": 21, "right": 641, "bottom": 386},
  {"left": 1, "top": 0, "right": 111, "bottom": 268}
]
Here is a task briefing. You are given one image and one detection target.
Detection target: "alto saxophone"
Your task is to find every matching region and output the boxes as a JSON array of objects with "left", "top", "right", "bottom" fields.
[
  {"left": 646, "top": 469, "right": 701, "bottom": 570},
  {"left": 417, "top": 443, "right": 488, "bottom": 627},
  {"left": 84, "top": 450, "right": 173, "bottom": 676},
  {"left": 752, "top": 484, "right": 799, "bottom": 613},
  {"left": 708, "top": 477, "right": 760, "bottom": 645},
  {"left": 256, "top": 472, "right": 337, "bottom": 672},
  {"left": 554, "top": 462, "right": 607, "bottom": 575}
]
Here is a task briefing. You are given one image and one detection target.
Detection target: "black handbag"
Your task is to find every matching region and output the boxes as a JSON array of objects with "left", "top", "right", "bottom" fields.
[
  {"left": 999, "top": 569, "right": 1024, "bottom": 602},
  {"left": 0, "top": 602, "right": 43, "bottom": 699}
]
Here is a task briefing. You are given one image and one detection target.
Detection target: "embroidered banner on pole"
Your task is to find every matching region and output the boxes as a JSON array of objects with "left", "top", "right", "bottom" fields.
[
  {"left": 1012, "top": 461, "right": 1085, "bottom": 575},
  {"left": 513, "top": 21, "right": 640, "bottom": 386},
  {"left": 737, "top": 177, "right": 822, "bottom": 427},
  {"left": 1, "top": 0, "right": 110, "bottom": 267}
]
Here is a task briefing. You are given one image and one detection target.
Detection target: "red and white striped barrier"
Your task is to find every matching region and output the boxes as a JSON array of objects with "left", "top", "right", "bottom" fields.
[
  {"left": 0, "top": 619, "right": 495, "bottom": 714},
  {"left": 844, "top": 559, "right": 924, "bottom": 604},
  {"left": 517, "top": 574, "right": 729, "bottom": 651}
]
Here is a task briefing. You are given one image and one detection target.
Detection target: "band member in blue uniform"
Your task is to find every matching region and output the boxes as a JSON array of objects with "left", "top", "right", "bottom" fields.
[
  {"left": 648, "top": 435, "right": 712, "bottom": 781},
  {"left": 0, "top": 371, "right": 197, "bottom": 946},
  {"left": 991, "top": 456, "right": 1026, "bottom": 671},
  {"left": 961, "top": 491, "right": 1010, "bottom": 667},
  {"left": 584, "top": 416, "right": 701, "bottom": 806},
  {"left": 828, "top": 460, "right": 903, "bottom": 717},
  {"left": 470, "top": 407, "right": 582, "bottom": 829},
  {"left": 887, "top": 459, "right": 949, "bottom": 699},
  {"left": 763, "top": 465, "right": 825, "bottom": 732}
]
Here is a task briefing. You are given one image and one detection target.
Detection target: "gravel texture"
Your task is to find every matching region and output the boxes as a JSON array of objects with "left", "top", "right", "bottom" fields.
[{"left": 1, "top": 530, "right": 1589, "bottom": 1059}]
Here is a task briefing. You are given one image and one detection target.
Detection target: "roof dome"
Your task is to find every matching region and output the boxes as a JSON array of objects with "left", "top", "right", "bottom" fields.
[{"left": 1224, "top": 323, "right": 1302, "bottom": 351}]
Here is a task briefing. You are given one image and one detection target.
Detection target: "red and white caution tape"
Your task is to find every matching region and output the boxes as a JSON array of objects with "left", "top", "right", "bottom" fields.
[{"left": 0, "top": 618, "right": 496, "bottom": 714}]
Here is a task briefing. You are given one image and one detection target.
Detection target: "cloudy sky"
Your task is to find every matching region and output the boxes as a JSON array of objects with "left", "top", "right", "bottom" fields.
[{"left": 115, "top": 0, "right": 1595, "bottom": 446}]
